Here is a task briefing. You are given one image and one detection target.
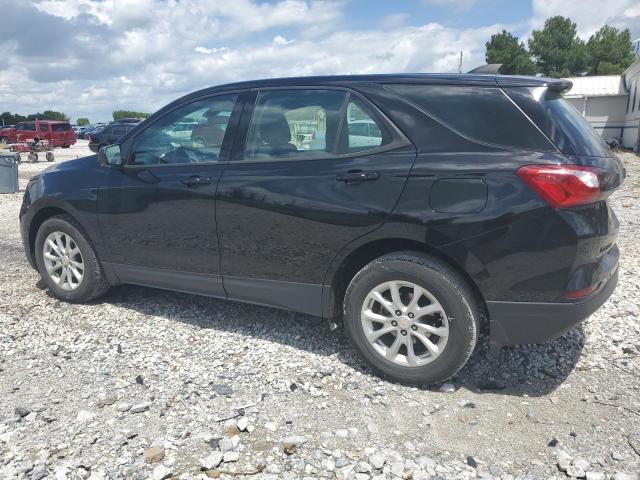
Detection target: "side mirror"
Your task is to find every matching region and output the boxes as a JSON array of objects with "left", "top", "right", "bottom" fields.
[{"left": 99, "top": 144, "right": 123, "bottom": 167}]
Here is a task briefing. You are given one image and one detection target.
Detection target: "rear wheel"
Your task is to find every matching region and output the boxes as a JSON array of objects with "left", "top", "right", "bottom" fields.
[
  {"left": 46, "top": 151, "right": 54, "bottom": 162},
  {"left": 35, "top": 215, "right": 110, "bottom": 302},
  {"left": 343, "top": 252, "right": 480, "bottom": 385},
  {"left": 62, "top": 145, "right": 70, "bottom": 149},
  {"left": 28, "top": 152, "right": 38, "bottom": 163}
]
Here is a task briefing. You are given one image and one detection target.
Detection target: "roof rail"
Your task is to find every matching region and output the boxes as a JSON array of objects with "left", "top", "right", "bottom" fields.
[{"left": 467, "top": 64, "right": 503, "bottom": 74}]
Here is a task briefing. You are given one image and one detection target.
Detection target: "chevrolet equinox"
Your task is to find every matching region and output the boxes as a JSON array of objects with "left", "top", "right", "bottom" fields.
[{"left": 20, "top": 73, "right": 623, "bottom": 385}]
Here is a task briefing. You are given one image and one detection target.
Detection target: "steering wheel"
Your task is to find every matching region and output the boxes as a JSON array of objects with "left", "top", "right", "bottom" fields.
[{"left": 158, "top": 143, "right": 191, "bottom": 164}]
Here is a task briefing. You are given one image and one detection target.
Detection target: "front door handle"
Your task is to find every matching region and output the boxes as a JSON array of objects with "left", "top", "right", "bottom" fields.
[
  {"left": 181, "top": 175, "right": 213, "bottom": 187},
  {"left": 335, "top": 170, "right": 380, "bottom": 184}
]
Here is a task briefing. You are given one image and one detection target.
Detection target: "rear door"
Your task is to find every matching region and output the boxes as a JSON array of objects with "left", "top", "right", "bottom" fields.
[
  {"left": 37, "top": 122, "right": 50, "bottom": 142},
  {"left": 97, "top": 92, "right": 243, "bottom": 294},
  {"left": 51, "top": 123, "right": 75, "bottom": 146},
  {"left": 215, "top": 87, "right": 416, "bottom": 315}
]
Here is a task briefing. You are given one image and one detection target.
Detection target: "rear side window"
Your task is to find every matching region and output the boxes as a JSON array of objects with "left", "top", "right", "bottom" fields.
[
  {"left": 246, "top": 89, "right": 347, "bottom": 160},
  {"left": 244, "top": 89, "right": 393, "bottom": 160},
  {"left": 38, "top": 123, "right": 49, "bottom": 132},
  {"left": 387, "top": 84, "right": 553, "bottom": 151},
  {"left": 505, "top": 87, "right": 610, "bottom": 157},
  {"left": 52, "top": 123, "right": 71, "bottom": 132}
]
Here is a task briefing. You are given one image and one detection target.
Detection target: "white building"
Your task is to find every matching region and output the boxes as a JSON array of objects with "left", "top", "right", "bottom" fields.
[
  {"left": 562, "top": 75, "right": 629, "bottom": 141},
  {"left": 563, "top": 38, "right": 640, "bottom": 152}
]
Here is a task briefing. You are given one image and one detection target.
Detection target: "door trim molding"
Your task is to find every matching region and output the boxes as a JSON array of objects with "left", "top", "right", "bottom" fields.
[
  {"left": 224, "top": 275, "right": 326, "bottom": 317},
  {"left": 104, "top": 263, "right": 226, "bottom": 299},
  {"left": 103, "top": 263, "right": 326, "bottom": 317}
]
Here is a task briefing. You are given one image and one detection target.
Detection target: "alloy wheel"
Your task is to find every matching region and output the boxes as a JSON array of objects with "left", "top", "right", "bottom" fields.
[
  {"left": 42, "top": 231, "right": 84, "bottom": 291},
  {"left": 361, "top": 280, "right": 449, "bottom": 367}
]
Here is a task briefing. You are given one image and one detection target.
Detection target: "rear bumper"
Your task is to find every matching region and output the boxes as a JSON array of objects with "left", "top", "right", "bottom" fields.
[{"left": 488, "top": 265, "right": 618, "bottom": 347}]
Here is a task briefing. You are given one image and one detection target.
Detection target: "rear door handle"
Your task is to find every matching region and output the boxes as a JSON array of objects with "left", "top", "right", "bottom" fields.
[
  {"left": 336, "top": 170, "right": 380, "bottom": 184},
  {"left": 181, "top": 175, "right": 213, "bottom": 187}
]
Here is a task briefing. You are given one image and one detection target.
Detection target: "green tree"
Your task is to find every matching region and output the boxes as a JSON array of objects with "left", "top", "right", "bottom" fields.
[
  {"left": 485, "top": 30, "right": 536, "bottom": 75},
  {"left": 76, "top": 117, "right": 90, "bottom": 126},
  {"left": 25, "top": 110, "right": 69, "bottom": 121},
  {"left": 586, "top": 25, "right": 634, "bottom": 75},
  {"left": 113, "top": 110, "right": 150, "bottom": 121},
  {"left": 528, "top": 16, "right": 590, "bottom": 77},
  {"left": 1, "top": 111, "right": 70, "bottom": 125}
]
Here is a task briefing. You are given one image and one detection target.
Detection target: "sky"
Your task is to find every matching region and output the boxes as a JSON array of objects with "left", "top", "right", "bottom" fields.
[{"left": 1, "top": 0, "right": 639, "bottom": 123}]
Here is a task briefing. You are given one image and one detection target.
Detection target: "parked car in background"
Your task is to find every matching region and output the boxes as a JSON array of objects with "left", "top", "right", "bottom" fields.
[
  {"left": 112, "top": 118, "right": 143, "bottom": 125},
  {"left": 74, "top": 126, "right": 93, "bottom": 138},
  {"left": 88, "top": 122, "right": 137, "bottom": 152},
  {"left": 0, "top": 125, "right": 13, "bottom": 144},
  {"left": 0, "top": 120, "right": 75, "bottom": 148},
  {"left": 20, "top": 73, "right": 622, "bottom": 385},
  {"left": 166, "top": 121, "right": 199, "bottom": 140}
]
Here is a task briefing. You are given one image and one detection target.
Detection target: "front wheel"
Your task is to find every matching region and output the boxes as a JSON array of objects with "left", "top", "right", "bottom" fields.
[
  {"left": 35, "top": 215, "right": 110, "bottom": 302},
  {"left": 343, "top": 252, "right": 480, "bottom": 385},
  {"left": 46, "top": 151, "right": 54, "bottom": 162}
]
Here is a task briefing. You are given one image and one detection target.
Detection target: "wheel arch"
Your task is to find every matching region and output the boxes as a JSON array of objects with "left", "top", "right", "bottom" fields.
[{"left": 324, "top": 238, "right": 488, "bottom": 325}]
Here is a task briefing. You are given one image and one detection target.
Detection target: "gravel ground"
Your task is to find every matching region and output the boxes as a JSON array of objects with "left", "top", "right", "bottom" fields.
[{"left": 0, "top": 148, "right": 639, "bottom": 480}]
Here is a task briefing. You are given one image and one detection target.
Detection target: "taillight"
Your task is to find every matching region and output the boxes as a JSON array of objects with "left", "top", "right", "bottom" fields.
[{"left": 516, "top": 165, "right": 600, "bottom": 209}]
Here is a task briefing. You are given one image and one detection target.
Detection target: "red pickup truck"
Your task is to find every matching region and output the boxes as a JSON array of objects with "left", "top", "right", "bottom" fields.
[{"left": 0, "top": 120, "right": 76, "bottom": 148}]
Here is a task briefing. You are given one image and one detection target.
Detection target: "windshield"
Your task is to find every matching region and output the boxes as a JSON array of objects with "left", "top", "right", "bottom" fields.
[{"left": 505, "top": 87, "right": 610, "bottom": 158}]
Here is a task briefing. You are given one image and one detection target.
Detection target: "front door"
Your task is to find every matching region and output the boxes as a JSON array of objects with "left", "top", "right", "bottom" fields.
[
  {"left": 216, "top": 88, "right": 416, "bottom": 314},
  {"left": 97, "top": 93, "right": 241, "bottom": 295}
]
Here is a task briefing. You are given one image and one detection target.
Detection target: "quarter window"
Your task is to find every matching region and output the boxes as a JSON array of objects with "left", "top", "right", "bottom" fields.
[
  {"left": 343, "top": 99, "right": 389, "bottom": 152},
  {"left": 388, "top": 84, "right": 553, "bottom": 151},
  {"left": 245, "top": 89, "right": 347, "bottom": 160},
  {"left": 130, "top": 94, "right": 238, "bottom": 166},
  {"left": 52, "top": 123, "right": 71, "bottom": 132}
]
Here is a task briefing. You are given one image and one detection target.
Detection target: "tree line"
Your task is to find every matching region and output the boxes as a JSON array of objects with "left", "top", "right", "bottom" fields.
[
  {"left": 1, "top": 110, "right": 69, "bottom": 125},
  {"left": 485, "top": 16, "right": 635, "bottom": 77}
]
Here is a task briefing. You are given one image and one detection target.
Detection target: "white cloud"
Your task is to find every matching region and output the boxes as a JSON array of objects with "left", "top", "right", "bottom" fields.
[
  {"left": 531, "top": 0, "right": 640, "bottom": 39},
  {"left": 2, "top": 0, "right": 638, "bottom": 123}
]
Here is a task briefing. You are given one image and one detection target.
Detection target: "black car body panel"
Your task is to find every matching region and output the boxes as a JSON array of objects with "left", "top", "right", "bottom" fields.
[{"left": 20, "top": 73, "right": 621, "bottom": 347}]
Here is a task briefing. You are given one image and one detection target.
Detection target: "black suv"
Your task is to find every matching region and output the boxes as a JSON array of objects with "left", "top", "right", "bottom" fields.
[
  {"left": 88, "top": 122, "right": 138, "bottom": 153},
  {"left": 20, "top": 74, "right": 622, "bottom": 385}
]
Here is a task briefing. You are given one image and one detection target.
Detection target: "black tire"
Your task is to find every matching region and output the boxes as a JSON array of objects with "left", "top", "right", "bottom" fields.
[
  {"left": 28, "top": 153, "right": 38, "bottom": 163},
  {"left": 0, "top": 136, "right": 7, "bottom": 144},
  {"left": 343, "top": 251, "right": 480, "bottom": 385},
  {"left": 62, "top": 145, "right": 71, "bottom": 149},
  {"left": 34, "top": 214, "right": 110, "bottom": 303},
  {"left": 46, "top": 151, "right": 54, "bottom": 162}
]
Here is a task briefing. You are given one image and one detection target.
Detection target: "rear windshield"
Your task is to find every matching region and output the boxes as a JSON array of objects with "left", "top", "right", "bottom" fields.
[
  {"left": 504, "top": 87, "right": 610, "bottom": 157},
  {"left": 52, "top": 123, "right": 72, "bottom": 132},
  {"left": 387, "top": 84, "right": 554, "bottom": 151}
]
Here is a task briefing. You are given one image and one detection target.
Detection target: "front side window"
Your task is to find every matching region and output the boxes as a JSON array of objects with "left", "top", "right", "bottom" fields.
[
  {"left": 245, "top": 89, "right": 347, "bottom": 160},
  {"left": 130, "top": 94, "right": 238, "bottom": 166}
]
